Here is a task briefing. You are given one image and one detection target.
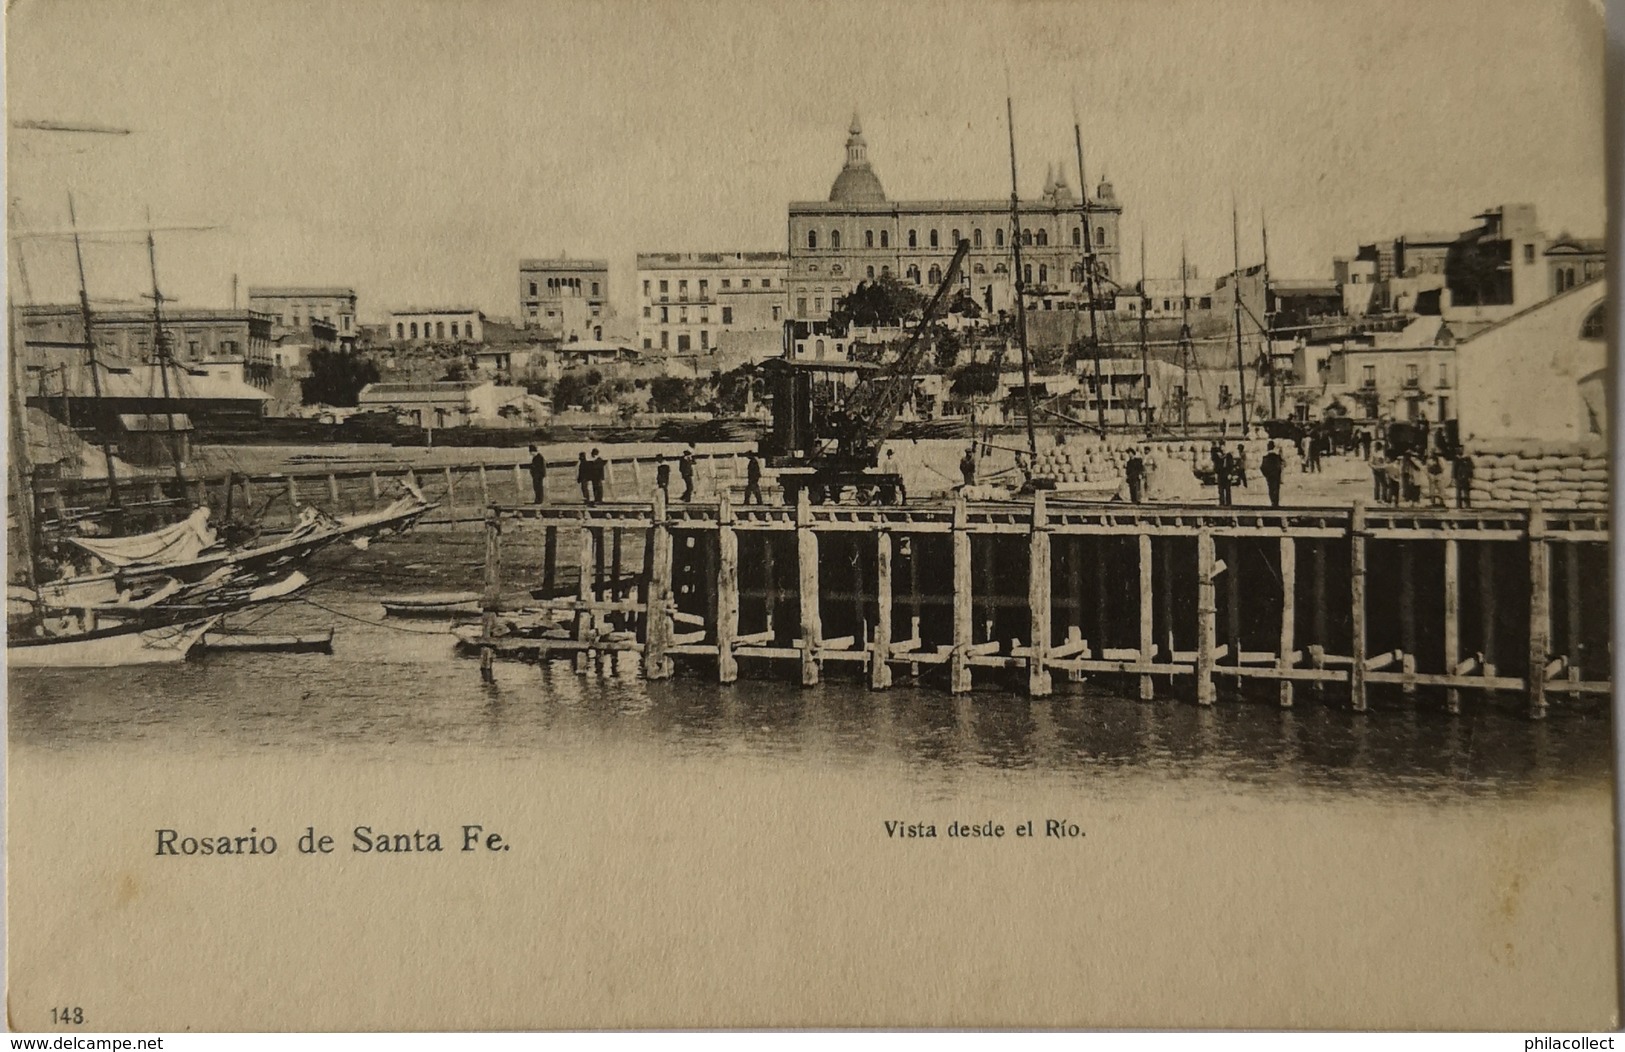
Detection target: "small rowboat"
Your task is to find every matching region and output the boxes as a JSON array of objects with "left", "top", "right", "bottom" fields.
[
  {"left": 200, "top": 630, "right": 335, "bottom": 654},
  {"left": 380, "top": 592, "right": 482, "bottom": 618}
]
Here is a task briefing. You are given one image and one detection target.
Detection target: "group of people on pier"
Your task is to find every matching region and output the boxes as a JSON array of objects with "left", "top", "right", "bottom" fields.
[
  {"left": 1367, "top": 442, "right": 1475, "bottom": 508},
  {"left": 525, "top": 445, "right": 768, "bottom": 507}
]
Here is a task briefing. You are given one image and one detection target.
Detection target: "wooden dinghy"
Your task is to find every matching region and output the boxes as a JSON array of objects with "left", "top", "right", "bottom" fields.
[
  {"left": 380, "top": 592, "right": 482, "bottom": 618},
  {"left": 200, "top": 629, "right": 335, "bottom": 654}
]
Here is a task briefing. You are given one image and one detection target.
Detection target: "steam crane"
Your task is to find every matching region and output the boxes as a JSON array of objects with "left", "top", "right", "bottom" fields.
[{"left": 762, "top": 239, "right": 971, "bottom": 505}]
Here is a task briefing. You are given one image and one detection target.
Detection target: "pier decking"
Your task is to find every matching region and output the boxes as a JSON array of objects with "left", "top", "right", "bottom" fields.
[{"left": 474, "top": 491, "right": 1611, "bottom": 717}]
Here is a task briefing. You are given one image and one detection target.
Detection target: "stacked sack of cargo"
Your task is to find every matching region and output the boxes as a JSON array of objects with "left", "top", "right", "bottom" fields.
[
  {"left": 1033, "top": 437, "right": 1287, "bottom": 486},
  {"left": 1466, "top": 439, "right": 1609, "bottom": 511}
]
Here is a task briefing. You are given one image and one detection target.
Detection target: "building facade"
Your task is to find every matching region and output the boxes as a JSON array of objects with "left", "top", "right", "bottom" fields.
[
  {"left": 245, "top": 286, "right": 358, "bottom": 340},
  {"left": 386, "top": 308, "right": 485, "bottom": 343},
  {"left": 635, "top": 251, "right": 788, "bottom": 352},
  {"left": 17, "top": 304, "right": 275, "bottom": 380},
  {"left": 786, "top": 116, "right": 1124, "bottom": 323},
  {"left": 518, "top": 257, "right": 609, "bottom": 335}
]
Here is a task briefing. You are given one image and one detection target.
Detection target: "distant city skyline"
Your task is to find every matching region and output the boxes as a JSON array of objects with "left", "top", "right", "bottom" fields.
[{"left": 7, "top": 0, "right": 1606, "bottom": 324}]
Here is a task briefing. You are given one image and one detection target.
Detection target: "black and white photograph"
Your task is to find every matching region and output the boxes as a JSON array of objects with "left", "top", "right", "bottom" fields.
[{"left": 5, "top": 0, "right": 1617, "bottom": 1034}]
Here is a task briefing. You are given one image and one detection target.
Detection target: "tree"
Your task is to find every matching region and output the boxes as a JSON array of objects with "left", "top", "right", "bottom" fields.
[
  {"left": 948, "top": 362, "right": 1000, "bottom": 398},
  {"left": 300, "top": 348, "right": 380, "bottom": 407},
  {"left": 713, "top": 363, "right": 760, "bottom": 414},
  {"left": 829, "top": 274, "right": 929, "bottom": 330},
  {"left": 442, "top": 359, "right": 468, "bottom": 382},
  {"left": 649, "top": 376, "right": 692, "bottom": 413},
  {"left": 932, "top": 327, "right": 962, "bottom": 371},
  {"left": 553, "top": 369, "right": 602, "bottom": 411}
]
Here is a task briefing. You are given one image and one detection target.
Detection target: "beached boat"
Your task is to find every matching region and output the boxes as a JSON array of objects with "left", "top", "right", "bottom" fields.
[
  {"left": 8, "top": 614, "right": 220, "bottom": 668},
  {"left": 199, "top": 629, "right": 334, "bottom": 654}
]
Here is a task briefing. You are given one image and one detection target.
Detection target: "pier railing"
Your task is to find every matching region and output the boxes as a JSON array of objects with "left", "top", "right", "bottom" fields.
[{"left": 472, "top": 492, "right": 1611, "bottom": 717}]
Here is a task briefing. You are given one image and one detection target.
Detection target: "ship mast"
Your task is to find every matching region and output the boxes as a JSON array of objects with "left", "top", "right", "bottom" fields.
[
  {"left": 143, "top": 215, "right": 189, "bottom": 492},
  {"left": 8, "top": 301, "right": 38, "bottom": 588},
  {"left": 1178, "top": 240, "right": 1193, "bottom": 432},
  {"left": 1139, "top": 227, "right": 1150, "bottom": 437},
  {"left": 1005, "top": 96, "right": 1038, "bottom": 464},
  {"left": 1261, "top": 209, "right": 1278, "bottom": 420},
  {"left": 67, "top": 193, "right": 122, "bottom": 507},
  {"left": 1230, "top": 202, "right": 1250, "bottom": 434},
  {"left": 1072, "top": 117, "right": 1105, "bottom": 434}
]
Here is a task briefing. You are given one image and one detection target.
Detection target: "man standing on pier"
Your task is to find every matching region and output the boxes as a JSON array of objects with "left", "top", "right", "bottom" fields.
[
  {"left": 679, "top": 445, "right": 696, "bottom": 501},
  {"left": 1261, "top": 441, "right": 1284, "bottom": 507},
  {"left": 744, "top": 451, "right": 764, "bottom": 505},
  {"left": 1125, "top": 447, "right": 1146, "bottom": 504},
  {"left": 960, "top": 446, "right": 977, "bottom": 488},
  {"left": 1452, "top": 452, "right": 1475, "bottom": 508},
  {"left": 656, "top": 454, "right": 672, "bottom": 499},
  {"left": 577, "top": 452, "right": 591, "bottom": 504},
  {"left": 1216, "top": 446, "right": 1235, "bottom": 506},
  {"left": 528, "top": 445, "right": 547, "bottom": 504},
  {"left": 589, "top": 448, "right": 608, "bottom": 504}
]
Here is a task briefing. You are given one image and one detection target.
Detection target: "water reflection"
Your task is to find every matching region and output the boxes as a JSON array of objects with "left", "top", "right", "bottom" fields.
[{"left": 8, "top": 586, "right": 1614, "bottom": 801}]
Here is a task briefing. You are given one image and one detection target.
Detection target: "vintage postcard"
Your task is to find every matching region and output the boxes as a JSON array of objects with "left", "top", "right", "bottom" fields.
[{"left": 5, "top": 0, "right": 1617, "bottom": 1033}]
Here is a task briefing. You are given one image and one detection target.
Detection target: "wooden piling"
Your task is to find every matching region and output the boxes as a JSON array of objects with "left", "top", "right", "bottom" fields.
[
  {"left": 1278, "top": 535, "right": 1295, "bottom": 708},
  {"left": 1312, "top": 538, "right": 1327, "bottom": 699},
  {"left": 796, "top": 487, "right": 822, "bottom": 686},
  {"left": 285, "top": 476, "right": 298, "bottom": 513},
  {"left": 1444, "top": 537, "right": 1461, "bottom": 714},
  {"left": 1137, "top": 530, "right": 1153, "bottom": 701},
  {"left": 1349, "top": 501, "right": 1368, "bottom": 713},
  {"left": 369, "top": 471, "right": 381, "bottom": 501},
  {"left": 1565, "top": 541, "right": 1582, "bottom": 674},
  {"left": 1527, "top": 505, "right": 1550, "bottom": 720},
  {"left": 1479, "top": 541, "right": 1497, "bottom": 681},
  {"left": 443, "top": 466, "right": 456, "bottom": 509},
  {"left": 716, "top": 495, "right": 739, "bottom": 684},
  {"left": 1225, "top": 537, "right": 1242, "bottom": 684},
  {"left": 643, "top": 488, "right": 674, "bottom": 679},
  {"left": 951, "top": 495, "right": 973, "bottom": 694},
  {"left": 511, "top": 463, "right": 524, "bottom": 500},
  {"left": 1195, "top": 528, "right": 1216, "bottom": 705},
  {"left": 1157, "top": 539, "right": 1174, "bottom": 686},
  {"left": 1399, "top": 541, "right": 1417, "bottom": 696},
  {"left": 575, "top": 524, "right": 597, "bottom": 672},
  {"left": 871, "top": 528, "right": 893, "bottom": 690},
  {"left": 480, "top": 508, "right": 502, "bottom": 682},
  {"left": 1029, "top": 490, "right": 1053, "bottom": 698},
  {"left": 478, "top": 464, "right": 491, "bottom": 507},
  {"left": 763, "top": 532, "right": 778, "bottom": 639},
  {"left": 327, "top": 472, "right": 340, "bottom": 506}
]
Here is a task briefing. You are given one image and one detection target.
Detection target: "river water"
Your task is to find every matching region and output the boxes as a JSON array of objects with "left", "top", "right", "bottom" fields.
[{"left": 9, "top": 581, "right": 1613, "bottom": 799}]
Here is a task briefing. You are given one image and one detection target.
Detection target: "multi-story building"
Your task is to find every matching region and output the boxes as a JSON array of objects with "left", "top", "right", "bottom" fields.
[
  {"left": 386, "top": 308, "right": 485, "bottom": 344},
  {"left": 786, "top": 115, "right": 1124, "bottom": 323},
  {"left": 635, "top": 252, "right": 788, "bottom": 353},
  {"left": 16, "top": 304, "right": 276, "bottom": 381},
  {"left": 518, "top": 257, "right": 609, "bottom": 336},
  {"left": 1544, "top": 233, "right": 1606, "bottom": 296},
  {"left": 245, "top": 286, "right": 358, "bottom": 340}
]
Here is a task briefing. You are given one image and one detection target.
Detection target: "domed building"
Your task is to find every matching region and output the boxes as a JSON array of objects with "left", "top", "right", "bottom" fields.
[{"left": 787, "top": 116, "right": 1124, "bottom": 323}]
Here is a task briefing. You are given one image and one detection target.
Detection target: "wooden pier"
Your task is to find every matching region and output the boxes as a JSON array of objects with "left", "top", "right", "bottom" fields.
[{"left": 472, "top": 492, "right": 1612, "bottom": 717}]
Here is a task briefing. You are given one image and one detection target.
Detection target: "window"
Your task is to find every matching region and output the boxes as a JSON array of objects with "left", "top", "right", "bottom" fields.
[
  {"left": 1038, "top": 264, "right": 1047, "bottom": 283},
  {"left": 700, "top": 309, "right": 709, "bottom": 323},
  {"left": 814, "top": 297, "right": 824, "bottom": 312},
  {"left": 880, "top": 230, "right": 890, "bottom": 248},
  {"left": 1023, "top": 264, "right": 1032, "bottom": 284},
  {"left": 188, "top": 339, "right": 200, "bottom": 357},
  {"left": 865, "top": 230, "right": 875, "bottom": 248},
  {"left": 1100, "top": 261, "right": 1110, "bottom": 279},
  {"left": 929, "top": 229, "right": 939, "bottom": 249},
  {"left": 1581, "top": 302, "right": 1606, "bottom": 339},
  {"left": 1439, "top": 363, "right": 1450, "bottom": 387},
  {"left": 815, "top": 339, "right": 825, "bottom": 360},
  {"left": 700, "top": 330, "right": 709, "bottom": 349},
  {"left": 221, "top": 340, "right": 237, "bottom": 356},
  {"left": 1199, "top": 297, "right": 1212, "bottom": 309},
  {"left": 973, "top": 229, "right": 983, "bottom": 249},
  {"left": 866, "top": 266, "right": 875, "bottom": 279},
  {"left": 643, "top": 338, "right": 652, "bottom": 349},
  {"left": 808, "top": 230, "right": 818, "bottom": 249},
  {"left": 1022, "top": 229, "right": 1032, "bottom": 246},
  {"left": 881, "top": 265, "right": 890, "bottom": 275},
  {"left": 661, "top": 330, "right": 670, "bottom": 349},
  {"left": 722, "top": 279, "right": 731, "bottom": 289},
  {"left": 1523, "top": 244, "right": 1535, "bottom": 264},
  {"left": 742, "top": 278, "right": 752, "bottom": 288},
  {"left": 643, "top": 280, "right": 651, "bottom": 296},
  {"left": 679, "top": 279, "right": 689, "bottom": 298},
  {"left": 995, "top": 229, "right": 1005, "bottom": 248},
  {"left": 722, "top": 306, "right": 733, "bottom": 324},
  {"left": 797, "top": 296, "right": 808, "bottom": 316},
  {"left": 699, "top": 279, "right": 709, "bottom": 297},
  {"left": 660, "top": 280, "right": 669, "bottom": 295},
  {"left": 973, "top": 263, "right": 985, "bottom": 275},
  {"left": 1071, "top": 264, "right": 1084, "bottom": 283},
  {"left": 660, "top": 307, "right": 669, "bottom": 323},
  {"left": 906, "top": 265, "right": 921, "bottom": 284},
  {"left": 277, "top": 314, "right": 286, "bottom": 326},
  {"left": 831, "top": 230, "right": 842, "bottom": 249},
  {"left": 436, "top": 321, "right": 445, "bottom": 339},
  {"left": 1073, "top": 227, "right": 1081, "bottom": 246},
  {"left": 831, "top": 264, "right": 843, "bottom": 276},
  {"left": 1097, "top": 226, "right": 1107, "bottom": 245},
  {"left": 772, "top": 306, "right": 782, "bottom": 322},
  {"left": 1362, "top": 365, "right": 1376, "bottom": 387},
  {"left": 409, "top": 322, "right": 418, "bottom": 338},
  {"left": 591, "top": 282, "right": 600, "bottom": 297},
  {"left": 643, "top": 307, "right": 652, "bottom": 318},
  {"left": 1219, "top": 384, "right": 1232, "bottom": 403},
  {"left": 994, "top": 262, "right": 1008, "bottom": 275},
  {"left": 950, "top": 228, "right": 960, "bottom": 246},
  {"left": 1405, "top": 363, "right": 1419, "bottom": 386},
  {"left": 761, "top": 278, "right": 770, "bottom": 288},
  {"left": 451, "top": 322, "right": 459, "bottom": 338},
  {"left": 1035, "top": 230, "right": 1048, "bottom": 247},
  {"left": 907, "top": 229, "right": 917, "bottom": 248},
  {"left": 292, "top": 314, "right": 302, "bottom": 327},
  {"left": 530, "top": 282, "right": 538, "bottom": 296},
  {"left": 928, "top": 265, "right": 942, "bottom": 284}
]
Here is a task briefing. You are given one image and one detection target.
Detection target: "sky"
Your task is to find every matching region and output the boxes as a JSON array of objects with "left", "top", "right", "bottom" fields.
[{"left": 5, "top": 0, "right": 1608, "bottom": 324}]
